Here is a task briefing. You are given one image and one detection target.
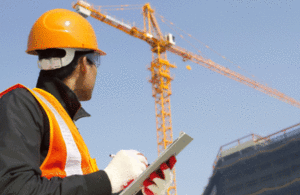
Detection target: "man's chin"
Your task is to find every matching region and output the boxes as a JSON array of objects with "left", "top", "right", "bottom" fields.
[
  {"left": 79, "top": 94, "right": 92, "bottom": 101},
  {"left": 75, "top": 90, "right": 92, "bottom": 101},
  {"left": 80, "top": 96, "right": 92, "bottom": 101}
]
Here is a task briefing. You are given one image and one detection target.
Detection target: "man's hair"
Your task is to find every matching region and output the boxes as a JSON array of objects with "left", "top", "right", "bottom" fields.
[{"left": 36, "top": 49, "right": 91, "bottom": 81}]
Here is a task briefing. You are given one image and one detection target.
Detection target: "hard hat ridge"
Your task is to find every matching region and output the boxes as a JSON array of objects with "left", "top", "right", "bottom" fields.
[{"left": 26, "top": 8, "right": 106, "bottom": 56}]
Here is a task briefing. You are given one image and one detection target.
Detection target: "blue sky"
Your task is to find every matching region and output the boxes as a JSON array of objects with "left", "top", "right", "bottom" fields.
[{"left": 1, "top": 0, "right": 300, "bottom": 194}]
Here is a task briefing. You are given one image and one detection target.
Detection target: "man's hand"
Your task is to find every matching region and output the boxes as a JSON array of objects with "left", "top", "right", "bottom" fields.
[
  {"left": 104, "top": 150, "right": 148, "bottom": 193},
  {"left": 142, "top": 156, "right": 177, "bottom": 195}
]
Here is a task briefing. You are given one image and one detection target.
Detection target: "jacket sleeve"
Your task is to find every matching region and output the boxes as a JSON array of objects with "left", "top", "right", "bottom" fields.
[{"left": 0, "top": 88, "right": 112, "bottom": 195}]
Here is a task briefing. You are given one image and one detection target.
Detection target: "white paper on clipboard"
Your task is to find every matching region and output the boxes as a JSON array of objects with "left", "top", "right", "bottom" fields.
[{"left": 120, "top": 131, "right": 193, "bottom": 195}]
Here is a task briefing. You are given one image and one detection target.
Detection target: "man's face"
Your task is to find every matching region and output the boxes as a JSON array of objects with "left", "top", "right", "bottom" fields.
[{"left": 74, "top": 56, "right": 98, "bottom": 101}]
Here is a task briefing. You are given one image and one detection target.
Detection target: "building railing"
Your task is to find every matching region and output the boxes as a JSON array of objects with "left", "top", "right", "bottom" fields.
[
  {"left": 254, "top": 123, "right": 300, "bottom": 143},
  {"left": 212, "top": 133, "right": 265, "bottom": 169},
  {"left": 212, "top": 122, "right": 300, "bottom": 169}
]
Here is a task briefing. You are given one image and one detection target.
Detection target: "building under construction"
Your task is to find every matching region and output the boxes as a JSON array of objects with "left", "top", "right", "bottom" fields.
[{"left": 203, "top": 123, "right": 300, "bottom": 195}]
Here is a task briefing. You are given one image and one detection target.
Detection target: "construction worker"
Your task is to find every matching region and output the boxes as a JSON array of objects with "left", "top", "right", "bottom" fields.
[{"left": 0, "top": 9, "right": 176, "bottom": 195}]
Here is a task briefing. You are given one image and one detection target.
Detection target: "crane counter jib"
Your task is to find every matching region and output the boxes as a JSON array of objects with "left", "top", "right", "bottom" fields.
[{"left": 74, "top": 2, "right": 154, "bottom": 39}]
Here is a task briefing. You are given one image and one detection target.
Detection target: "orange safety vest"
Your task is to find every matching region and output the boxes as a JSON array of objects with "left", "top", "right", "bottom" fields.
[{"left": 0, "top": 84, "right": 99, "bottom": 179}]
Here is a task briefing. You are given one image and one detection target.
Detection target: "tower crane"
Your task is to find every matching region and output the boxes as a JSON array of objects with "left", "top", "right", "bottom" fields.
[{"left": 72, "top": 1, "right": 300, "bottom": 194}]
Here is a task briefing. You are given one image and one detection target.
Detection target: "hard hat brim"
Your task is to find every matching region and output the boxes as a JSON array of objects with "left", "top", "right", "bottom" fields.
[{"left": 26, "top": 47, "right": 106, "bottom": 56}]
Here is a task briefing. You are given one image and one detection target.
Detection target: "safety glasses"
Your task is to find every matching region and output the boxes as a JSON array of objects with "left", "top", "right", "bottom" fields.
[{"left": 85, "top": 52, "right": 101, "bottom": 68}]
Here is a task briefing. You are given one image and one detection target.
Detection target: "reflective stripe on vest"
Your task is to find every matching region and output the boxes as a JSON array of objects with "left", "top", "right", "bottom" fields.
[{"left": 32, "top": 91, "right": 83, "bottom": 176}]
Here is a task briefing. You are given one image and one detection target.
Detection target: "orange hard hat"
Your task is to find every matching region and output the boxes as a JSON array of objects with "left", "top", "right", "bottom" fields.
[{"left": 26, "top": 8, "right": 106, "bottom": 56}]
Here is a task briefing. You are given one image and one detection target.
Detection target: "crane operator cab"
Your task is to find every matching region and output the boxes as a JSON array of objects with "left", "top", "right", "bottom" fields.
[{"left": 165, "top": 33, "right": 175, "bottom": 45}]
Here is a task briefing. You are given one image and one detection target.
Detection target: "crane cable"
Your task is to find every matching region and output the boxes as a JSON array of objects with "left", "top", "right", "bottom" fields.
[
  {"left": 159, "top": 14, "right": 209, "bottom": 61},
  {"left": 94, "top": 4, "right": 143, "bottom": 11},
  {"left": 96, "top": 4, "right": 143, "bottom": 8},
  {"left": 156, "top": 13, "right": 269, "bottom": 85},
  {"left": 100, "top": 7, "right": 141, "bottom": 11}
]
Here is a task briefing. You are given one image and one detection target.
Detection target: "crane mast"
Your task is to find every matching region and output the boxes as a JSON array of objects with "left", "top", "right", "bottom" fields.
[
  {"left": 143, "top": 4, "right": 177, "bottom": 195},
  {"left": 72, "top": 1, "right": 300, "bottom": 195}
]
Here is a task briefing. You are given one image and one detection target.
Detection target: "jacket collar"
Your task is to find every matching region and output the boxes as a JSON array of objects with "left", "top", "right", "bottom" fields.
[{"left": 36, "top": 76, "right": 91, "bottom": 121}]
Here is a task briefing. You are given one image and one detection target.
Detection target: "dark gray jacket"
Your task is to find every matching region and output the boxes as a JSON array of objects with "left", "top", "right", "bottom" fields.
[{"left": 0, "top": 76, "right": 142, "bottom": 195}]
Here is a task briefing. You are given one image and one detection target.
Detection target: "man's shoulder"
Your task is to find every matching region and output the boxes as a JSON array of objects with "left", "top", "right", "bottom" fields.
[
  {"left": 1, "top": 86, "right": 33, "bottom": 102},
  {"left": 0, "top": 86, "right": 42, "bottom": 114},
  {"left": 0, "top": 85, "right": 47, "bottom": 129}
]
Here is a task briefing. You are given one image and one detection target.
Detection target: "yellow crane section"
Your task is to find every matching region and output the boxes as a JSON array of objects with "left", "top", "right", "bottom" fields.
[{"left": 72, "top": 0, "right": 300, "bottom": 109}]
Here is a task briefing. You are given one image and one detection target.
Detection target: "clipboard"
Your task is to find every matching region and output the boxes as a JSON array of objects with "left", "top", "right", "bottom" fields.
[{"left": 120, "top": 131, "right": 193, "bottom": 195}]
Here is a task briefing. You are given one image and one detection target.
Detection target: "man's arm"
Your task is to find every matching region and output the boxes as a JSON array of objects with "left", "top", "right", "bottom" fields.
[{"left": 0, "top": 88, "right": 111, "bottom": 195}]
